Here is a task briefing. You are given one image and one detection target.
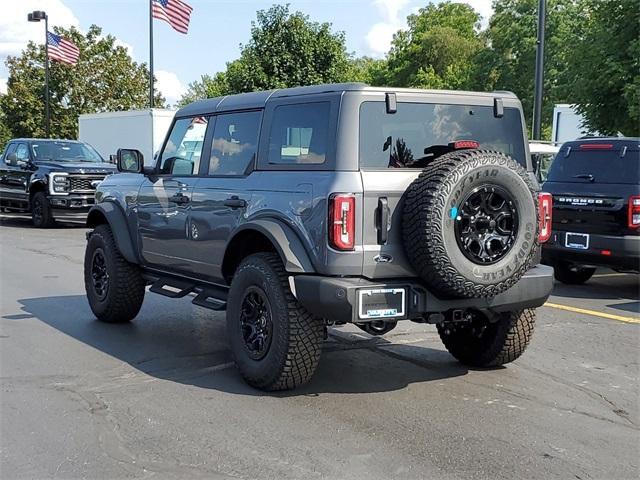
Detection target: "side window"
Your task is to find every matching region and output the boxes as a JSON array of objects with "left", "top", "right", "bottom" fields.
[
  {"left": 267, "top": 102, "right": 330, "bottom": 165},
  {"left": 159, "top": 117, "right": 208, "bottom": 175},
  {"left": 209, "top": 111, "right": 261, "bottom": 176},
  {"left": 15, "top": 143, "right": 29, "bottom": 162},
  {"left": 3, "top": 143, "right": 16, "bottom": 165}
]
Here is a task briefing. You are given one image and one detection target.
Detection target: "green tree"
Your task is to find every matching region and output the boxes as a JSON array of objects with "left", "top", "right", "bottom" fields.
[
  {"left": 383, "top": 2, "right": 484, "bottom": 89},
  {"left": 178, "top": 4, "right": 354, "bottom": 104},
  {"left": 565, "top": 0, "right": 639, "bottom": 135},
  {"left": 179, "top": 73, "right": 229, "bottom": 106},
  {"left": 476, "top": 0, "right": 586, "bottom": 138},
  {"left": 1, "top": 24, "right": 163, "bottom": 140},
  {"left": 0, "top": 105, "right": 11, "bottom": 152}
]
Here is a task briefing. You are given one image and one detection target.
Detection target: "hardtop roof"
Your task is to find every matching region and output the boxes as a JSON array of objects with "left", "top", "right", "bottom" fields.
[{"left": 175, "top": 83, "right": 518, "bottom": 118}]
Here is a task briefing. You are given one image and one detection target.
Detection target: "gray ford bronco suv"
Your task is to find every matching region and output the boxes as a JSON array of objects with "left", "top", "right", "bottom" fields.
[{"left": 84, "top": 84, "right": 554, "bottom": 391}]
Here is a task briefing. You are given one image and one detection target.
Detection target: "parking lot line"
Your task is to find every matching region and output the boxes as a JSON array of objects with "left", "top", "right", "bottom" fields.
[{"left": 544, "top": 302, "right": 640, "bottom": 324}]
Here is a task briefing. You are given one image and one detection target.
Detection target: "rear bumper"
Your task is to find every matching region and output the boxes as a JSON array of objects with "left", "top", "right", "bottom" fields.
[
  {"left": 542, "top": 232, "right": 640, "bottom": 271},
  {"left": 48, "top": 194, "right": 95, "bottom": 220},
  {"left": 292, "top": 265, "right": 554, "bottom": 324}
]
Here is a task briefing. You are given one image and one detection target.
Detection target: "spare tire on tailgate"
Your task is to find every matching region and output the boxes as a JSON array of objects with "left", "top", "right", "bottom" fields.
[{"left": 402, "top": 149, "right": 538, "bottom": 298}]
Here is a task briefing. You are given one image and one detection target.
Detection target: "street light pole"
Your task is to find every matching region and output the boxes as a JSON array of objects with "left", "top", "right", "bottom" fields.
[
  {"left": 28, "top": 10, "right": 50, "bottom": 138},
  {"left": 532, "top": 0, "right": 546, "bottom": 140}
]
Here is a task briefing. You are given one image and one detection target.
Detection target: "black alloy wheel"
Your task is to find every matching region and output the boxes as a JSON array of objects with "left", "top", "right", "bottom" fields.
[
  {"left": 239, "top": 287, "right": 273, "bottom": 360},
  {"left": 454, "top": 185, "right": 519, "bottom": 265},
  {"left": 90, "top": 248, "right": 109, "bottom": 301}
]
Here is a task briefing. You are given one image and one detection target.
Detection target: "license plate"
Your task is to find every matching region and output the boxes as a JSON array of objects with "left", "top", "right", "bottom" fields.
[
  {"left": 565, "top": 232, "right": 589, "bottom": 250},
  {"left": 358, "top": 288, "right": 405, "bottom": 319}
]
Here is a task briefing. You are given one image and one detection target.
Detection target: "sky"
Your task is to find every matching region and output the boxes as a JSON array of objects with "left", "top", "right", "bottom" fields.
[{"left": 0, "top": 0, "right": 494, "bottom": 106}]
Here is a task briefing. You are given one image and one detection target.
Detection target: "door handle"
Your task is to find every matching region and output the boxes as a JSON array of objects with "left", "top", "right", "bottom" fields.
[
  {"left": 169, "top": 193, "right": 190, "bottom": 205},
  {"left": 224, "top": 196, "right": 246, "bottom": 209},
  {"left": 377, "top": 197, "right": 390, "bottom": 245}
]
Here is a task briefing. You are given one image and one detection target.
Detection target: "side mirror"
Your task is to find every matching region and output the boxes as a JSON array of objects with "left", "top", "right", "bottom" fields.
[
  {"left": 6, "top": 153, "right": 18, "bottom": 166},
  {"left": 116, "top": 148, "right": 144, "bottom": 173}
]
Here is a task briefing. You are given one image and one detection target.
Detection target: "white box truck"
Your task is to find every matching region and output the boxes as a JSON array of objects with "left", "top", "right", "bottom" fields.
[
  {"left": 551, "top": 104, "right": 599, "bottom": 144},
  {"left": 78, "top": 109, "right": 175, "bottom": 166}
]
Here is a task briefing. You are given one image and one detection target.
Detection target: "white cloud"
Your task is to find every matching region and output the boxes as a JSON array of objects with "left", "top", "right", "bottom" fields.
[
  {"left": 365, "top": 0, "right": 411, "bottom": 57},
  {"left": 0, "top": 1, "right": 80, "bottom": 63},
  {"left": 114, "top": 39, "right": 134, "bottom": 58},
  {"left": 466, "top": 0, "right": 494, "bottom": 27},
  {"left": 155, "top": 70, "right": 186, "bottom": 107},
  {"left": 0, "top": 78, "right": 7, "bottom": 95}
]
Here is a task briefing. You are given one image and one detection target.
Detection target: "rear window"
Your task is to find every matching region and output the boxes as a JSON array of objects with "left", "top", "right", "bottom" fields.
[
  {"left": 359, "top": 102, "right": 526, "bottom": 169},
  {"left": 546, "top": 148, "right": 640, "bottom": 184}
]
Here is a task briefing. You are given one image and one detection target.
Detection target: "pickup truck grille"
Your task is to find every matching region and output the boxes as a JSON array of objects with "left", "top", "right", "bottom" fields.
[{"left": 68, "top": 175, "right": 106, "bottom": 193}]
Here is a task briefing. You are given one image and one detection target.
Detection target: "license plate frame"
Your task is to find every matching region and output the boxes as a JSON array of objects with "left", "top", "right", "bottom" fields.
[
  {"left": 358, "top": 288, "right": 406, "bottom": 320},
  {"left": 565, "top": 232, "right": 590, "bottom": 250}
]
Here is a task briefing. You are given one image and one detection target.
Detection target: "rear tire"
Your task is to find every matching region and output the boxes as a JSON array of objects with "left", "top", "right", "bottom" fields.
[
  {"left": 553, "top": 262, "right": 596, "bottom": 285},
  {"left": 226, "top": 253, "right": 324, "bottom": 391},
  {"left": 84, "top": 224, "right": 145, "bottom": 323},
  {"left": 31, "top": 191, "right": 55, "bottom": 228},
  {"left": 437, "top": 309, "right": 536, "bottom": 367}
]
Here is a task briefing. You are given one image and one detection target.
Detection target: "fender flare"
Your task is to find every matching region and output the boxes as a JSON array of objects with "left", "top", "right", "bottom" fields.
[
  {"left": 87, "top": 202, "right": 139, "bottom": 264},
  {"left": 227, "top": 219, "right": 315, "bottom": 274}
]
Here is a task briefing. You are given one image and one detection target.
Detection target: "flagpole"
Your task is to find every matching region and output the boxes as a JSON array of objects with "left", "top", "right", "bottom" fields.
[
  {"left": 149, "top": 0, "right": 154, "bottom": 108},
  {"left": 44, "top": 13, "right": 50, "bottom": 137}
]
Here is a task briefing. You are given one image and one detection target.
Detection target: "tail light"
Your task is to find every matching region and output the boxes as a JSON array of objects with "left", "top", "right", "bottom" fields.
[
  {"left": 449, "top": 140, "right": 479, "bottom": 150},
  {"left": 329, "top": 194, "right": 355, "bottom": 250},
  {"left": 628, "top": 195, "right": 640, "bottom": 229},
  {"left": 538, "top": 192, "right": 553, "bottom": 243},
  {"left": 579, "top": 143, "right": 613, "bottom": 150}
]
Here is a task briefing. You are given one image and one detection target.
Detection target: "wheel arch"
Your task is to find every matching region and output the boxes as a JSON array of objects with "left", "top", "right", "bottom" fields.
[
  {"left": 86, "top": 202, "right": 139, "bottom": 264},
  {"left": 222, "top": 219, "right": 315, "bottom": 283}
]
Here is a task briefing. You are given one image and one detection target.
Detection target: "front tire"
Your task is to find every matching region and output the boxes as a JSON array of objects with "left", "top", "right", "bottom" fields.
[
  {"left": 84, "top": 224, "right": 145, "bottom": 323},
  {"left": 437, "top": 309, "right": 536, "bottom": 367},
  {"left": 553, "top": 262, "right": 596, "bottom": 285},
  {"left": 226, "top": 253, "right": 324, "bottom": 391},
  {"left": 31, "top": 191, "right": 55, "bottom": 228}
]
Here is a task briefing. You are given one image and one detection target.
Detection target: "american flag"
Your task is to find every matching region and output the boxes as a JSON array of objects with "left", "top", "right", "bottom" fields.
[
  {"left": 47, "top": 32, "right": 80, "bottom": 66},
  {"left": 152, "top": 0, "right": 193, "bottom": 34}
]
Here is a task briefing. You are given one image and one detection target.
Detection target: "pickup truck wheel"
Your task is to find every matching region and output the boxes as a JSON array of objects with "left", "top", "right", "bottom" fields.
[
  {"left": 227, "top": 253, "right": 324, "bottom": 391},
  {"left": 402, "top": 149, "right": 539, "bottom": 298},
  {"left": 84, "top": 224, "right": 145, "bottom": 323},
  {"left": 437, "top": 309, "right": 536, "bottom": 367},
  {"left": 553, "top": 262, "right": 596, "bottom": 285},
  {"left": 31, "top": 191, "right": 55, "bottom": 228}
]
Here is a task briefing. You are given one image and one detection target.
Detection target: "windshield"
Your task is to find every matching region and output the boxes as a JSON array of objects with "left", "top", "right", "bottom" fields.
[
  {"left": 546, "top": 148, "right": 640, "bottom": 184},
  {"left": 31, "top": 141, "right": 104, "bottom": 163},
  {"left": 359, "top": 102, "right": 527, "bottom": 168}
]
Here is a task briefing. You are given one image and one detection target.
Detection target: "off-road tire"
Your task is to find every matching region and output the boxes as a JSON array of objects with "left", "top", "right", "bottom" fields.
[
  {"left": 84, "top": 224, "right": 145, "bottom": 323},
  {"left": 226, "top": 253, "right": 324, "bottom": 391},
  {"left": 402, "top": 149, "right": 539, "bottom": 298},
  {"left": 31, "top": 191, "right": 55, "bottom": 228},
  {"left": 437, "top": 309, "right": 536, "bottom": 367},
  {"left": 553, "top": 262, "right": 596, "bottom": 285}
]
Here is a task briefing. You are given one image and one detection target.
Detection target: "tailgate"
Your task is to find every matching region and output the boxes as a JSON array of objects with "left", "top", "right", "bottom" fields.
[{"left": 360, "top": 170, "right": 422, "bottom": 278}]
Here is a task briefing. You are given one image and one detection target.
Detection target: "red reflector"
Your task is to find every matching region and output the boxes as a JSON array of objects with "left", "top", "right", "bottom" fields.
[
  {"left": 538, "top": 192, "right": 553, "bottom": 243},
  {"left": 579, "top": 143, "right": 614, "bottom": 150},
  {"left": 329, "top": 194, "right": 355, "bottom": 251},
  {"left": 449, "top": 140, "right": 480, "bottom": 150},
  {"left": 601, "top": 250, "right": 612, "bottom": 256}
]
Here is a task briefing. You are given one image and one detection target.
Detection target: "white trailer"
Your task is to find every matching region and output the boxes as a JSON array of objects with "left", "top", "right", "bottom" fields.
[
  {"left": 78, "top": 109, "right": 175, "bottom": 166},
  {"left": 551, "top": 104, "right": 598, "bottom": 144}
]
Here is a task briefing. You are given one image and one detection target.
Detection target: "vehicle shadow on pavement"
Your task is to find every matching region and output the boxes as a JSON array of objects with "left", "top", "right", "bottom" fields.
[
  {"left": 0, "top": 215, "right": 85, "bottom": 230},
  {"left": 550, "top": 274, "right": 639, "bottom": 314},
  {"left": 10, "top": 294, "right": 469, "bottom": 396}
]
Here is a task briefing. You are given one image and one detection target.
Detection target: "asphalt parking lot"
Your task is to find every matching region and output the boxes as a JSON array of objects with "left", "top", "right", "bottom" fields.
[{"left": 1, "top": 215, "right": 638, "bottom": 480}]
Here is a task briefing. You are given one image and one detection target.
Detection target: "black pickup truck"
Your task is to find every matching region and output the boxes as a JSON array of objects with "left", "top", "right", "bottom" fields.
[
  {"left": 542, "top": 137, "right": 640, "bottom": 283},
  {"left": 0, "top": 138, "right": 116, "bottom": 227}
]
